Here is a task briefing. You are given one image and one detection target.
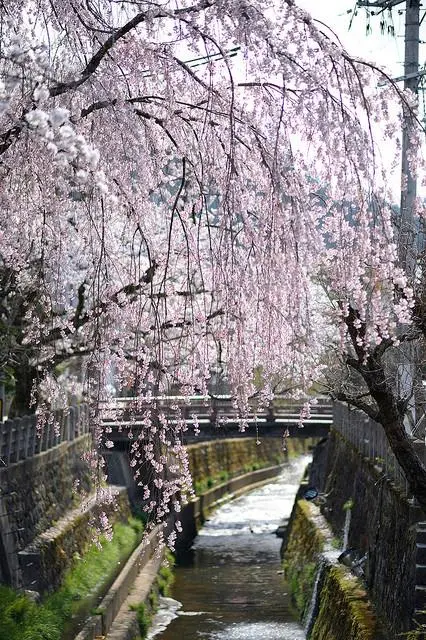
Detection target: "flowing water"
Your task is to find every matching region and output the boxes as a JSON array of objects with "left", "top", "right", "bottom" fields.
[{"left": 149, "top": 457, "right": 310, "bottom": 640}]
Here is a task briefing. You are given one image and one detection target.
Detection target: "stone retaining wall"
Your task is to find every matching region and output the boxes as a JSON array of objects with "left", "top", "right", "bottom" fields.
[
  {"left": 186, "top": 436, "right": 311, "bottom": 487},
  {"left": 283, "top": 499, "right": 385, "bottom": 640},
  {"left": 311, "top": 430, "right": 419, "bottom": 636},
  {"left": 0, "top": 434, "right": 93, "bottom": 587},
  {"left": 19, "top": 486, "right": 131, "bottom": 593}
]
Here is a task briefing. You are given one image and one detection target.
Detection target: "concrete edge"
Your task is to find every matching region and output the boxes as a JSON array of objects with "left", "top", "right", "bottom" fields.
[
  {"left": 98, "top": 527, "right": 160, "bottom": 636},
  {"left": 105, "top": 553, "right": 166, "bottom": 640},
  {"left": 204, "top": 463, "right": 285, "bottom": 509}
]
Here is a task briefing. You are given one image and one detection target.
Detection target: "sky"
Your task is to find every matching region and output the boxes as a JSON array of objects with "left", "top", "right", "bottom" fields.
[
  {"left": 297, "top": 0, "right": 414, "bottom": 78},
  {"left": 296, "top": 1, "right": 426, "bottom": 199}
]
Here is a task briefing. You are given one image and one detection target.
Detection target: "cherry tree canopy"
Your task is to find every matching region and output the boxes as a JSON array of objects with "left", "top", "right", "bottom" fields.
[{"left": 1, "top": 0, "right": 426, "bottom": 524}]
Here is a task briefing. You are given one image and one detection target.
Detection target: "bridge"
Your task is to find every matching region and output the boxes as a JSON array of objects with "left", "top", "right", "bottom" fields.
[{"left": 101, "top": 395, "right": 333, "bottom": 443}]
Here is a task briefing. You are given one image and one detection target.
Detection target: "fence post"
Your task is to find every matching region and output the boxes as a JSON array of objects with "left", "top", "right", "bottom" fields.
[
  {"left": 41, "top": 416, "right": 50, "bottom": 452},
  {"left": 59, "top": 409, "right": 67, "bottom": 443},
  {"left": 53, "top": 412, "right": 59, "bottom": 447},
  {"left": 19, "top": 417, "right": 30, "bottom": 461},
  {"left": 0, "top": 371, "right": 4, "bottom": 422},
  {"left": 6, "top": 419, "right": 18, "bottom": 465},
  {"left": 69, "top": 406, "right": 76, "bottom": 441},
  {"left": 28, "top": 416, "right": 37, "bottom": 456}
]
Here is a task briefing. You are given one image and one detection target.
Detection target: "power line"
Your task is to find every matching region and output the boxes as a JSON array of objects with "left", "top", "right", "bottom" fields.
[{"left": 357, "top": 0, "right": 406, "bottom": 9}]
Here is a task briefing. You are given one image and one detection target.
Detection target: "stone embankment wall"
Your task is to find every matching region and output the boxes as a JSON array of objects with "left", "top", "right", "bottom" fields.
[
  {"left": 0, "top": 434, "right": 93, "bottom": 586},
  {"left": 0, "top": 433, "right": 133, "bottom": 592},
  {"left": 20, "top": 487, "right": 131, "bottom": 593},
  {"left": 283, "top": 500, "right": 385, "bottom": 640},
  {"left": 2, "top": 435, "right": 92, "bottom": 548},
  {"left": 283, "top": 429, "right": 423, "bottom": 639},
  {"left": 317, "top": 430, "right": 418, "bottom": 635}
]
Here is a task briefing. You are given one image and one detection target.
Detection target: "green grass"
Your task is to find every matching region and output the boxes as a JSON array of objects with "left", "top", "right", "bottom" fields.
[
  {"left": 157, "top": 550, "right": 175, "bottom": 597},
  {"left": 0, "top": 517, "right": 144, "bottom": 640},
  {"left": 0, "top": 588, "right": 60, "bottom": 640},
  {"left": 47, "top": 517, "right": 144, "bottom": 625},
  {"left": 130, "top": 602, "right": 152, "bottom": 638},
  {"left": 194, "top": 470, "right": 232, "bottom": 495},
  {"left": 194, "top": 459, "right": 283, "bottom": 496}
]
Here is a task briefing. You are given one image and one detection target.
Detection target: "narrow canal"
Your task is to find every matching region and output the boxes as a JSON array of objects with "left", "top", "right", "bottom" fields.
[{"left": 148, "top": 456, "right": 309, "bottom": 640}]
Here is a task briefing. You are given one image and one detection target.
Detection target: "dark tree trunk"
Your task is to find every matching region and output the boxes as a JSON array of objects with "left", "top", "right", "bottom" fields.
[
  {"left": 8, "top": 363, "right": 38, "bottom": 417},
  {"left": 381, "top": 414, "right": 426, "bottom": 514},
  {"left": 343, "top": 307, "right": 426, "bottom": 514},
  {"left": 363, "top": 356, "right": 426, "bottom": 515}
]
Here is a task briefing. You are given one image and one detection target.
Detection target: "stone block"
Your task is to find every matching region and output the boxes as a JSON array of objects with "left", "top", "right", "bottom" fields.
[
  {"left": 416, "top": 564, "right": 426, "bottom": 585},
  {"left": 18, "top": 551, "right": 41, "bottom": 591},
  {"left": 415, "top": 585, "right": 426, "bottom": 612},
  {"left": 417, "top": 544, "right": 426, "bottom": 566},
  {"left": 417, "top": 524, "right": 426, "bottom": 545}
]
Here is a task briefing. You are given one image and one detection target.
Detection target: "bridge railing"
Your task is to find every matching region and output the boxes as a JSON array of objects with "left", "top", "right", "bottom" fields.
[
  {"left": 101, "top": 394, "right": 333, "bottom": 422},
  {"left": 332, "top": 402, "right": 410, "bottom": 496},
  {"left": 0, "top": 404, "right": 90, "bottom": 466}
]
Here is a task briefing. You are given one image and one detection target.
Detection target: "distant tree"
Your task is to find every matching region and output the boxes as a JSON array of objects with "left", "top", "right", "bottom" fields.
[{"left": 1, "top": 1, "right": 426, "bottom": 522}]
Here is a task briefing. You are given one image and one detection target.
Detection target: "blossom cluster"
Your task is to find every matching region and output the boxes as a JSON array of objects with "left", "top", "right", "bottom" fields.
[{"left": 0, "top": 0, "right": 423, "bottom": 539}]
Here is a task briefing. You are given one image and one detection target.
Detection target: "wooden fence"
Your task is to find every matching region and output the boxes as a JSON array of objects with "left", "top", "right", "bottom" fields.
[{"left": 0, "top": 404, "right": 90, "bottom": 466}]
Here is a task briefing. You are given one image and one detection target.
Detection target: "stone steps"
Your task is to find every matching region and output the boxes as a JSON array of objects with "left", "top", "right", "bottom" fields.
[{"left": 414, "top": 523, "right": 426, "bottom": 628}]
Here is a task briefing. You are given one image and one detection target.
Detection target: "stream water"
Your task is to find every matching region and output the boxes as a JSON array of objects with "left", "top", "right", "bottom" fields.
[{"left": 148, "top": 456, "right": 309, "bottom": 640}]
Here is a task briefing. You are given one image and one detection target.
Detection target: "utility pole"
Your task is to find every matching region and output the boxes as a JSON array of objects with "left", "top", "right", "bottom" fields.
[
  {"left": 357, "top": 0, "right": 421, "bottom": 433},
  {"left": 400, "top": 0, "right": 420, "bottom": 277},
  {"left": 357, "top": 0, "right": 420, "bottom": 274},
  {"left": 0, "top": 371, "right": 4, "bottom": 422},
  {"left": 397, "top": 0, "right": 420, "bottom": 433}
]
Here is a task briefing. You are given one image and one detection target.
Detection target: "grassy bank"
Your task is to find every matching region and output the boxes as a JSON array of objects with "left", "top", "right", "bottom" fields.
[{"left": 0, "top": 517, "right": 144, "bottom": 640}]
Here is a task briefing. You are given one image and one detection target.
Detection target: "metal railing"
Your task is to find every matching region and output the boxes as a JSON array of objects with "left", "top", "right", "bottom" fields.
[
  {"left": 101, "top": 394, "right": 333, "bottom": 422},
  {"left": 0, "top": 404, "right": 90, "bottom": 466},
  {"left": 333, "top": 402, "right": 410, "bottom": 496}
]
